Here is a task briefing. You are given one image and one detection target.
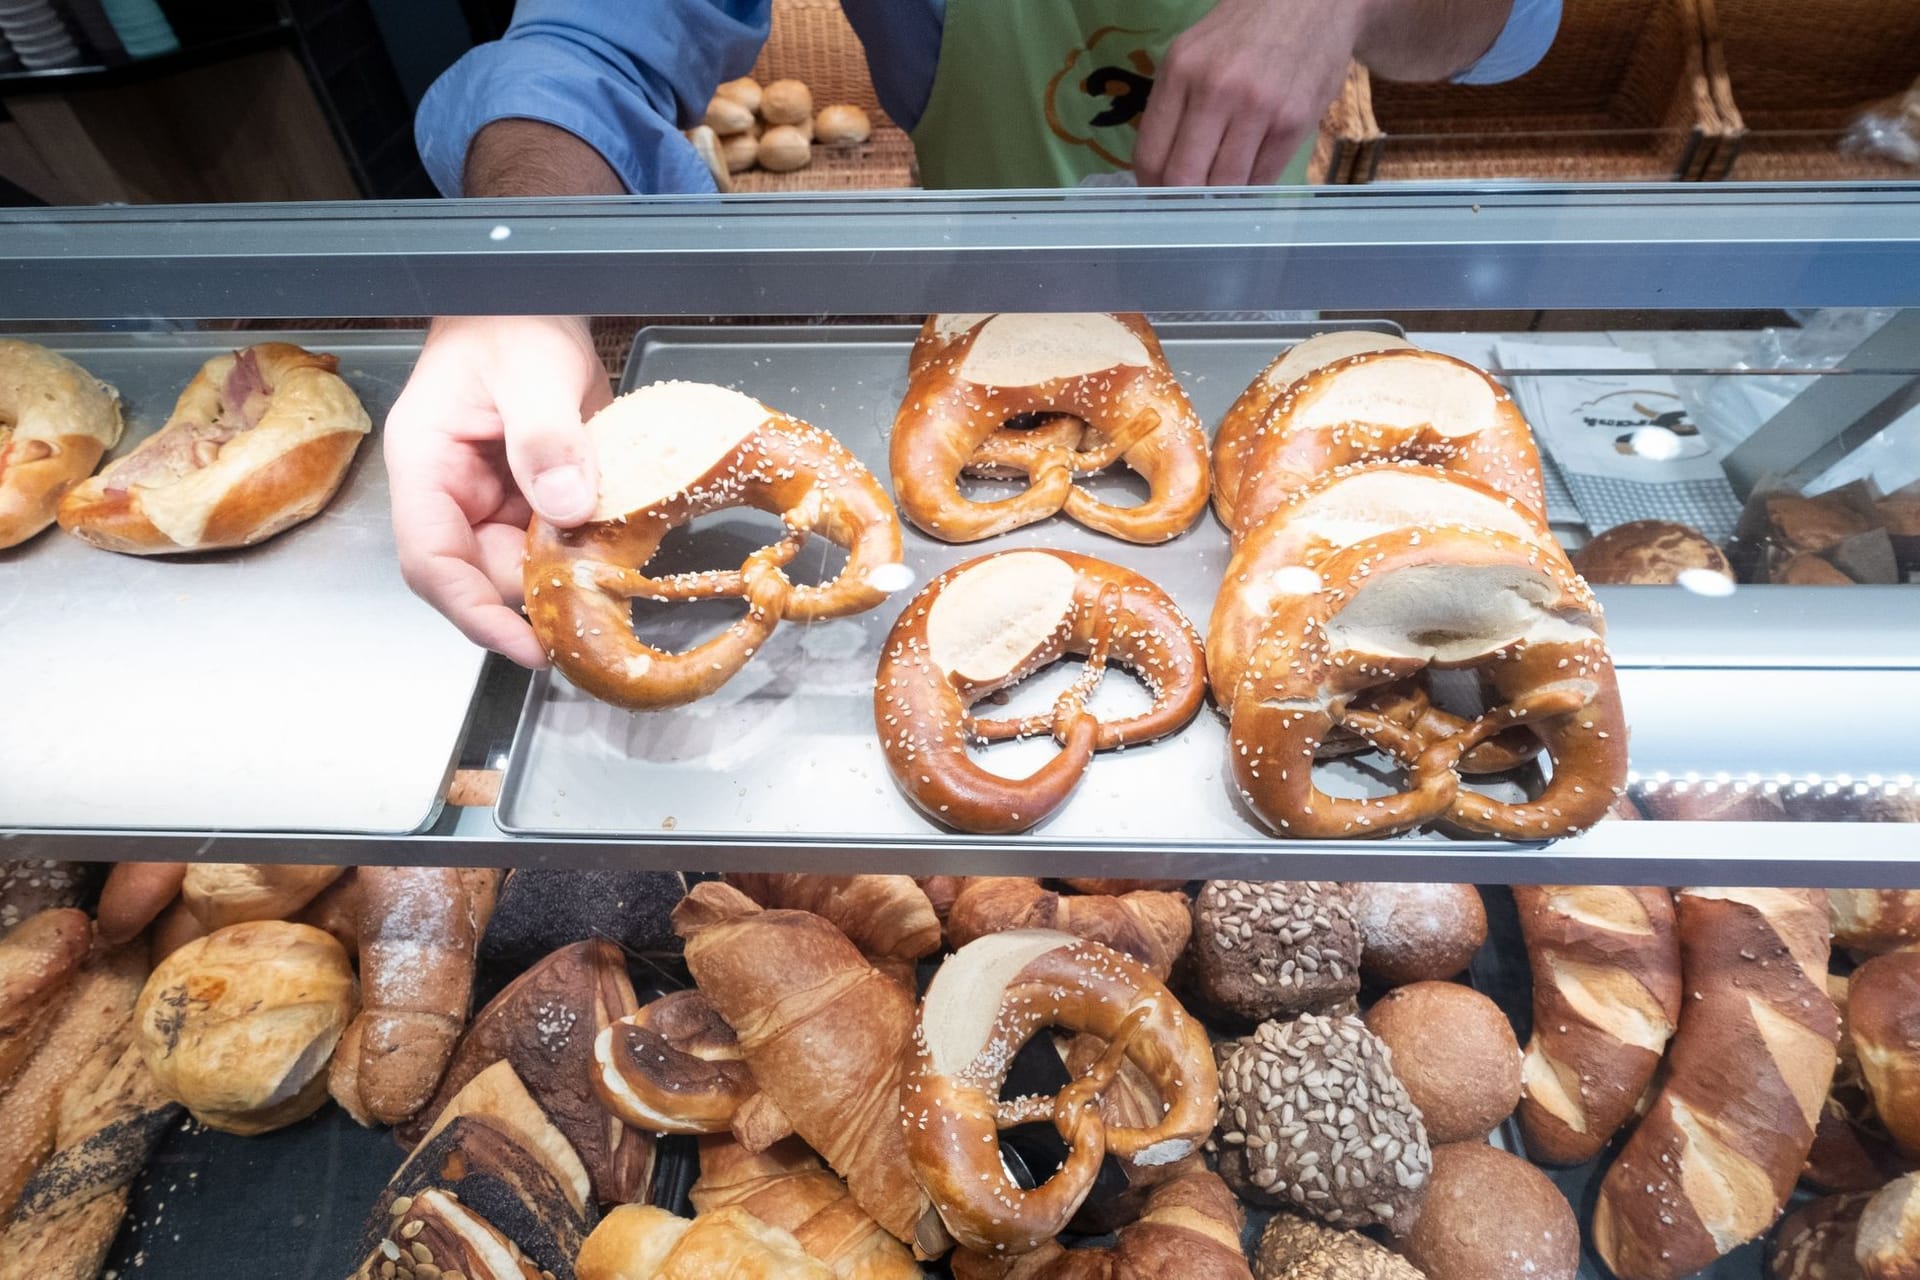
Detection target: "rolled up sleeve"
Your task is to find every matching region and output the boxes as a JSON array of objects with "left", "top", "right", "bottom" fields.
[
  {"left": 415, "top": 0, "right": 771, "bottom": 196},
  {"left": 1453, "top": 0, "right": 1562, "bottom": 84}
]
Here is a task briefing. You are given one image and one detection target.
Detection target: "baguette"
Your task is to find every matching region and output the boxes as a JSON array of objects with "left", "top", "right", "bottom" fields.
[
  {"left": 0, "top": 909, "right": 92, "bottom": 1092},
  {"left": 1513, "top": 885, "right": 1682, "bottom": 1164},
  {"left": 1593, "top": 888, "right": 1839, "bottom": 1280}
]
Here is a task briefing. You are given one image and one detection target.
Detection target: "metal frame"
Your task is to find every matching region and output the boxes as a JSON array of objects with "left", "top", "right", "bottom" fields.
[{"left": 3, "top": 183, "right": 1920, "bottom": 319}]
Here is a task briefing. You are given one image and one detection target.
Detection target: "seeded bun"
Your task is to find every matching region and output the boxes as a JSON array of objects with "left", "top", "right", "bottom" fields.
[
  {"left": 1573, "top": 520, "right": 1733, "bottom": 585},
  {"left": 1397, "top": 1143, "right": 1578, "bottom": 1280},
  {"left": 1255, "top": 1212, "right": 1424, "bottom": 1280},
  {"left": 760, "top": 78, "right": 813, "bottom": 126},
  {"left": 1365, "top": 982, "right": 1521, "bottom": 1144},
  {"left": 1351, "top": 883, "right": 1487, "bottom": 987},
  {"left": 1183, "top": 881, "right": 1361, "bottom": 1023},
  {"left": 1215, "top": 1013, "right": 1430, "bottom": 1234}
]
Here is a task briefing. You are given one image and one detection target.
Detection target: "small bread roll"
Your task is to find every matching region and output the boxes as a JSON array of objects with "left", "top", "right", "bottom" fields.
[
  {"left": 704, "top": 94, "right": 755, "bottom": 136},
  {"left": 792, "top": 113, "right": 814, "bottom": 143},
  {"left": 715, "top": 76, "right": 762, "bottom": 113},
  {"left": 757, "top": 125, "right": 811, "bottom": 173},
  {"left": 1857, "top": 1172, "right": 1920, "bottom": 1279},
  {"left": 1365, "top": 981, "right": 1521, "bottom": 1144},
  {"left": 685, "top": 125, "right": 731, "bottom": 193},
  {"left": 720, "top": 131, "right": 759, "bottom": 173},
  {"left": 815, "top": 104, "right": 871, "bottom": 147},
  {"left": 182, "top": 862, "right": 345, "bottom": 931},
  {"left": 761, "top": 78, "right": 812, "bottom": 126},
  {"left": 1398, "top": 1143, "right": 1579, "bottom": 1280}
]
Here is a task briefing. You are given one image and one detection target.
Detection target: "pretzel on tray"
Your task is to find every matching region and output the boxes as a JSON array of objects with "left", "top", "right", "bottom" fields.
[
  {"left": 874, "top": 548, "right": 1206, "bottom": 834},
  {"left": 902, "top": 930, "right": 1218, "bottom": 1254},
  {"left": 891, "top": 314, "right": 1209, "bottom": 544},
  {"left": 1225, "top": 523, "right": 1627, "bottom": 840},
  {"left": 525, "top": 381, "right": 905, "bottom": 710}
]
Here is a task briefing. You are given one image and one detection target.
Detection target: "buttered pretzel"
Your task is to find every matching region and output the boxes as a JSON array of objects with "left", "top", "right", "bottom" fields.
[
  {"left": 874, "top": 549, "right": 1205, "bottom": 834},
  {"left": 891, "top": 314, "right": 1209, "bottom": 543},
  {"left": 1212, "top": 331, "right": 1413, "bottom": 529},
  {"left": 902, "top": 930, "right": 1218, "bottom": 1254},
  {"left": 1227, "top": 524, "right": 1627, "bottom": 840},
  {"left": 1230, "top": 348, "right": 1545, "bottom": 542},
  {"left": 592, "top": 990, "right": 757, "bottom": 1134},
  {"left": 525, "top": 381, "right": 905, "bottom": 710},
  {"left": 0, "top": 340, "right": 122, "bottom": 551}
]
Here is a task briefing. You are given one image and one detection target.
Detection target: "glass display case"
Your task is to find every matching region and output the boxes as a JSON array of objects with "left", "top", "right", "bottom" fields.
[{"left": 0, "top": 183, "right": 1916, "bottom": 1280}]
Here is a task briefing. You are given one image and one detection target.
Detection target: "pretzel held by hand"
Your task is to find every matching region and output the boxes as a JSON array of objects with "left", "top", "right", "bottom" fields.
[
  {"left": 1228, "top": 524, "right": 1627, "bottom": 840},
  {"left": 875, "top": 549, "right": 1206, "bottom": 834},
  {"left": 891, "top": 314, "right": 1209, "bottom": 543},
  {"left": 902, "top": 930, "right": 1218, "bottom": 1254},
  {"left": 526, "top": 382, "right": 904, "bottom": 709},
  {"left": 1230, "top": 348, "right": 1546, "bottom": 542}
]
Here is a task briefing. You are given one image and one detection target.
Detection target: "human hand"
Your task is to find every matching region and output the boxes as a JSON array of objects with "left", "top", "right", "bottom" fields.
[
  {"left": 1133, "top": 0, "right": 1368, "bottom": 187},
  {"left": 385, "top": 315, "right": 611, "bottom": 667}
]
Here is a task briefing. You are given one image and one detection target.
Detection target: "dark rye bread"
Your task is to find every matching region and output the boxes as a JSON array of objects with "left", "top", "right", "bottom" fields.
[
  {"left": 363, "top": 1115, "right": 591, "bottom": 1279},
  {"left": 478, "top": 870, "right": 685, "bottom": 971},
  {"left": 1181, "top": 881, "right": 1360, "bottom": 1024}
]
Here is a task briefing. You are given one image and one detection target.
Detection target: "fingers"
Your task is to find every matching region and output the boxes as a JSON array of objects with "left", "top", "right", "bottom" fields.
[
  {"left": 1132, "top": 75, "right": 1183, "bottom": 185},
  {"left": 493, "top": 321, "right": 604, "bottom": 528},
  {"left": 1251, "top": 120, "right": 1311, "bottom": 186},
  {"left": 1208, "top": 111, "right": 1270, "bottom": 188}
]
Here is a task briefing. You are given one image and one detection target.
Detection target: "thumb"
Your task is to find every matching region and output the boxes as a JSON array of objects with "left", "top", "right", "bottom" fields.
[{"left": 495, "top": 356, "right": 600, "bottom": 529}]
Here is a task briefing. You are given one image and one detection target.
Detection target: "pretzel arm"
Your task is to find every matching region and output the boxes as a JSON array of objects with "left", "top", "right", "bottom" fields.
[
  {"left": 892, "top": 387, "right": 1075, "bottom": 542},
  {"left": 768, "top": 446, "right": 906, "bottom": 621},
  {"left": 1063, "top": 378, "right": 1209, "bottom": 543}
]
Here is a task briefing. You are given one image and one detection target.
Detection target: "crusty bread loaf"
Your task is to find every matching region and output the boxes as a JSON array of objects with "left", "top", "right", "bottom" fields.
[
  {"left": 1514, "top": 885, "right": 1682, "bottom": 1164},
  {"left": 181, "top": 862, "right": 345, "bottom": 931},
  {"left": 1593, "top": 888, "right": 1840, "bottom": 1280}
]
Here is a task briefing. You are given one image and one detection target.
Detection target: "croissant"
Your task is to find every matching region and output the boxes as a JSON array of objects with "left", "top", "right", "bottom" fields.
[
  {"left": 672, "top": 882, "right": 940, "bottom": 1257},
  {"left": 950, "top": 1170, "right": 1251, "bottom": 1280},
  {"left": 724, "top": 875, "right": 941, "bottom": 972},
  {"left": 692, "top": 1135, "right": 924, "bottom": 1279},
  {"left": 946, "top": 878, "right": 1191, "bottom": 978}
]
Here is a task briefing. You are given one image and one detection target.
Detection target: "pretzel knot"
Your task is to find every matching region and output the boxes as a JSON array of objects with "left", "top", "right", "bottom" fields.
[
  {"left": 1226, "top": 524, "right": 1628, "bottom": 841},
  {"left": 525, "top": 382, "right": 904, "bottom": 710},
  {"left": 903, "top": 932, "right": 1218, "bottom": 1254},
  {"left": 891, "top": 314, "right": 1210, "bottom": 544},
  {"left": 875, "top": 549, "right": 1206, "bottom": 834}
]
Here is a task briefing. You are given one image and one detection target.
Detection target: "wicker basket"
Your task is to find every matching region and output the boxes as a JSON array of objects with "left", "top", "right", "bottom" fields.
[
  {"left": 1350, "top": 0, "right": 1730, "bottom": 182},
  {"left": 1695, "top": 0, "right": 1920, "bottom": 181}
]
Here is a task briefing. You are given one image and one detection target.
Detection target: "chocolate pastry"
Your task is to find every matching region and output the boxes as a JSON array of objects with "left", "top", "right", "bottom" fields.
[
  {"left": 478, "top": 870, "right": 686, "bottom": 971},
  {"left": 1184, "top": 882, "right": 1361, "bottom": 1023},
  {"left": 1215, "top": 1013, "right": 1429, "bottom": 1233}
]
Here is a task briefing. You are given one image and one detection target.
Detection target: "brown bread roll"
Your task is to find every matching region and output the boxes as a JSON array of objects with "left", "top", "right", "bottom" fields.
[
  {"left": 760, "top": 78, "right": 812, "bottom": 125},
  {"left": 1396, "top": 1142, "right": 1579, "bottom": 1280},
  {"left": 1830, "top": 890, "right": 1920, "bottom": 955},
  {"left": 1850, "top": 948, "right": 1920, "bottom": 1157},
  {"left": 95, "top": 863, "right": 186, "bottom": 945},
  {"left": 1856, "top": 1171, "right": 1920, "bottom": 1279},
  {"left": 1350, "top": 882, "right": 1486, "bottom": 986},
  {"left": 1364, "top": 981, "right": 1521, "bottom": 1144},
  {"left": 1184, "top": 881, "right": 1361, "bottom": 1022},
  {"left": 815, "top": 104, "right": 871, "bottom": 147},
  {"left": 703, "top": 93, "right": 755, "bottom": 136},
  {"left": 1573, "top": 519, "right": 1733, "bottom": 585},
  {"left": 180, "top": 862, "right": 345, "bottom": 931},
  {"left": 714, "top": 76, "right": 761, "bottom": 112}
]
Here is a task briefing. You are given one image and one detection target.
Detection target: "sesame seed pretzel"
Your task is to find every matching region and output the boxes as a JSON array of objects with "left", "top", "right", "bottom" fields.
[
  {"left": 1227, "top": 525, "right": 1627, "bottom": 840},
  {"left": 1230, "top": 348, "right": 1547, "bottom": 545},
  {"left": 902, "top": 931, "right": 1219, "bottom": 1254},
  {"left": 891, "top": 314, "right": 1209, "bottom": 543},
  {"left": 525, "top": 383, "right": 904, "bottom": 710},
  {"left": 874, "top": 549, "right": 1206, "bottom": 834}
]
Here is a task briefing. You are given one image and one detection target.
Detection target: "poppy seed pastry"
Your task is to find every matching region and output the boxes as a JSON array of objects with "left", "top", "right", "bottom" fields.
[
  {"left": 1364, "top": 981, "right": 1522, "bottom": 1144},
  {"left": 1185, "top": 881, "right": 1361, "bottom": 1022},
  {"left": 1215, "top": 1013, "right": 1430, "bottom": 1233},
  {"left": 1255, "top": 1212, "right": 1424, "bottom": 1280}
]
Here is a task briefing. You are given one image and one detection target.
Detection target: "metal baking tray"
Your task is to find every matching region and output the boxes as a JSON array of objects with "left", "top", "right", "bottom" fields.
[{"left": 0, "top": 330, "right": 486, "bottom": 834}]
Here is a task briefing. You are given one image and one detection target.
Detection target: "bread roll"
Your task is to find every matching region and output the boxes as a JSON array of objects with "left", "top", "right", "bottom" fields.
[
  {"left": 704, "top": 93, "right": 755, "bottom": 136},
  {"left": 1364, "top": 981, "right": 1521, "bottom": 1143},
  {"left": 1573, "top": 520, "right": 1733, "bottom": 585},
  {"left": 1850, "top": 948, "right": 1920, "bottom": 1157},
  {"left": 1830, "top": 890, "right": 1920, "bottom": 955},
  {"left": 761, "top": 78, "right": 813, "bottom": 125},
  {"left": 1350, "top": 882, "right": 1486, "bottom": 985},
  {"left": 1767, "top": 1190, "right": 1871, "bottom": 1280},
  {"left": 815, "top": 104, "right": 871, "bottom": 147},
  {"left": 0, "top": 908, "right": 92, "bottom": 1093},
  {"left": 96, "top": 862, "right": 186, "bottom": 945},
  {"left": 1856, "top": 1171, "right": 1920, "bottom": 1279},
  {"left": 181, "top": 862, "right": 345, "bottom": 930},
  {"left": 1255, "top": 1212, "right": 1422, "bottom": 1280},
  {"left": 686, "top": 125, "right": 731, "bottom": 193},
  {"left": 721, "top": 131, "right": 759, "bottom": 173},
  {"left": 134, "top": 920, "right": 356, "bottom": 1134},
  {"left": 715, "top": 76, "right": 762, "bottom": 113},
  {"left": 758, "top": 125, "right": 811, "bottom": 173},
  {"left": 1396, "top": 1143, "right": 1579, "bottom": 1280}
]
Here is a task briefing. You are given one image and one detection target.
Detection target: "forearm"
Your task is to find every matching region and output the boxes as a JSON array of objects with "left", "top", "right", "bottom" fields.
[
  {"left": 463, "top": 119, "right": 626, "bottom": 197},
  {"left": 1355, "top": 0, "right": 1515, "bottom": 81}
]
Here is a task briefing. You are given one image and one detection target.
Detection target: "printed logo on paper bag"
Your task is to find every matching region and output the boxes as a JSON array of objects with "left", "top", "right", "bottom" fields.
[
  {"left": 1046, "top": 26, "right": 1158, "bottom": 169},
  {"left": 1579, "top": 388, "right": 1714, "bottom": 460}
]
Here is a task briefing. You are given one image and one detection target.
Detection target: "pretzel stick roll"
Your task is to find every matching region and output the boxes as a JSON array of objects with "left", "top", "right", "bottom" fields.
[
  {"left": 592, "top": 989, "right": 758, "bottom": 1134},
  {"left": 525, "top": 381, "right": 904, "bottom": 710},
  {"left": 1227, "top": 524, "right": 1625, "bottom": 840},
  {"left": 1849, "top": 946, "right": 1920, "bottom": 1157},
  {"left": 1514, "top": 885, "right": 1682, "bottom": 1164},
  {"left": 891, "top": 314, "right": 1208, "bottom": 543},
  {"left": 875, "top": 549, "right": 1206, "bottom": 834},
  {"left": 0, "top": 340, "right": 121, "bottom": 550},
  {"left": 1230, "top": 347, "right": 1545, "bottom": 542},
  {"left": 58, "top": 343, "right": 368, "bottom": 554},
  {"left": 902, "top": 930, "right": 1218, "bottom": 1254},
  {"left": 1211, "top": 331, "right": 1413, "bottom": 528},
  {"left": 1592, "top": 888, "right": 1839, "bottom": 1280}
]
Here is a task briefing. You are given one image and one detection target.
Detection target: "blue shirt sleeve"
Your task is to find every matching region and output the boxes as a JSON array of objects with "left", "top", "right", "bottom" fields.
[
  {"left": 415, "top": 0, "right": 772, "bottom": 196},
  {"left": 1452, "top": 0, "right": 1562, "bottom": 84}
]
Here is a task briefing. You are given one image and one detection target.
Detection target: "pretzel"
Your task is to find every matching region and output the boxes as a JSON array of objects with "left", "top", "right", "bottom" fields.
[
  {"left": 591, "top": 989, "right": 757, "bottom": 1134},
  {"left": 525, "top": 381, "right": 904, "bottom": 709},
  {"left": 891, "top": 314, "right": 1209, "bottom": 543},
  {"left": 1230, "top": 348, "right": 1546, "bottom": 543},
  {"left": 1227, "top": 524, "right": 1627, "bottom": 840},
  {"left": 901, "top": 930, "right": 1218, "bottom": 1254},
  {"left": 874, "top": 549, "right": 1205, "bottom": 834},
  {"left": 1211, "top": 331, "right": 1413, "bottom": 529},
  {"left": 0, "top": 340, "right": 122, "bottom": 550},
  {"left": 1209, "top": 461, "right": 1553, "bottom": 773}
]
